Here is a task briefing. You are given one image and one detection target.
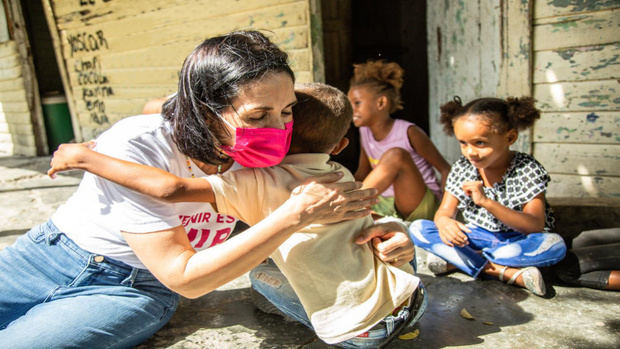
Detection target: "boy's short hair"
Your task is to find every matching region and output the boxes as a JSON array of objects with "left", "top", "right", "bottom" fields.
[{"left": 291, "top": 83, "right": 353, "bottom": 153}]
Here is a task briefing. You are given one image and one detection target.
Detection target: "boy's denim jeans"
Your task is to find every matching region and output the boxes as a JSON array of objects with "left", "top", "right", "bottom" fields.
[
  {"left": 250, "top": 259, "right": 427, "bottom": 348},
  {"left": 0, "top": 220, "right": 179, "bottom": 349},
  {"left": 409, "top": 219, "right": 567, "bottom": 277}
]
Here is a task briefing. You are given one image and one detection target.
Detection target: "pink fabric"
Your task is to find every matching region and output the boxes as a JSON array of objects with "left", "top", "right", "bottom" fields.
[{"left": 359, "top": 119, "right": 442, "bottom": 199}]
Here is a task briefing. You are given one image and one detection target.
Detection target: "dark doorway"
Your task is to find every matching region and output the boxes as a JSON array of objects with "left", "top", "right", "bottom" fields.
[
  {"left": 322, "top": 0, "right": 428, "bottom": 173},
  {"left": 20, "top": 0, "right": 63, "bottom": 96}
]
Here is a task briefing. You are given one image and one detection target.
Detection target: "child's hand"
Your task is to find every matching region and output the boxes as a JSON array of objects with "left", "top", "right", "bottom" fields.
[
  {"left": 435, "top": 216, "right": 470, "bottom": 247},
  {"left": 463, "top": 181, "right": 488, "bottom": 206},
  {"left": 47, "top": 141, "right": 96, "bottom": 179}
]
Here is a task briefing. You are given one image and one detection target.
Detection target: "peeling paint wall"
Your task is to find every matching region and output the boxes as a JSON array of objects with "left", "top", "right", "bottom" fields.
[
  {"left": 47, "top": 0, "right": 320, "bottom": 141},
  {"left": 0, "top": 41, "right": 37, "bottom": 156},
  {"left": 532, "top": 1, "right": 620, "bottom": 205},
  {"left": 427, "top": 0, "right": 502, "bottom": 164}
]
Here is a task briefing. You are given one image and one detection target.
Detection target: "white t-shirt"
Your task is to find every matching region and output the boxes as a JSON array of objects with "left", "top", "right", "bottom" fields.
[{"left": 52, "top": 114, "right": 237, "bottom": 269}]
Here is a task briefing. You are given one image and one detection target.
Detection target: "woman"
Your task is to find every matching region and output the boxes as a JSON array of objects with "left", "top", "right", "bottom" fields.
[{"left": 0, "top": 31, "right": 414, "bottom": 348}]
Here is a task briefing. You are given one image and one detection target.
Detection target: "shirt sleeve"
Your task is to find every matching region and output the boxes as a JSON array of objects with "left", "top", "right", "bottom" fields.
[
  {"left": 204, "top": 168, "right": 266, "bottom": 226},
  {"left": 92, "top": 131, "right": 182, "bottom": 233}
]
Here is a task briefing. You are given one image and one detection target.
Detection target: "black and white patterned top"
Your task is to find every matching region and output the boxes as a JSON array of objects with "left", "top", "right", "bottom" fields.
[{"left": 446, "top": 152, "right": 555, "bottom": 232}]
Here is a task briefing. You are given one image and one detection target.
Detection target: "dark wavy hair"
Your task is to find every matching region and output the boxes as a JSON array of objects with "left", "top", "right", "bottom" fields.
[
  {"left": 162, "top": 31, "right": 295, "bottom": 164},
  {"left": 439, "top": 96, "right": 541, "bottom": 135}
]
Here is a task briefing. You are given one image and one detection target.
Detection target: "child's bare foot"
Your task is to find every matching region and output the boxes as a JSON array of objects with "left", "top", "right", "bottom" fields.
[{"left": 484, "top": 262, "right": 546, "bottom": 296}]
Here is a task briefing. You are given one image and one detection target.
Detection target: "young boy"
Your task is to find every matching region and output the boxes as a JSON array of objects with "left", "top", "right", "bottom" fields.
[{"left": 47, "top": 83, "right": 425, "bottom": 346}]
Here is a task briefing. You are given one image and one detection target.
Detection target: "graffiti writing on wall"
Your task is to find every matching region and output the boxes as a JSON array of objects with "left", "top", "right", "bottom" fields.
[
  {"left": 79, "top": 0, "right": 112, "bottom": 6},
  {"left": 67, "top": 30, "right": 108, "bottom": 58},
  {"left": 73, "top": 55, "right": 113, "bottom": 125}
]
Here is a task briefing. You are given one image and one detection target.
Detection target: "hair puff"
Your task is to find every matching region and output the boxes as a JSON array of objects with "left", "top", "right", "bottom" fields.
[
  {"left": 505, "top": 96, "right": 540, "bottom": 131},
  {"left": 439, "top": 96, "right": 465, "bottom": 135},
  {"left": 350, "top": 60, "right": 404, "bottom": 113}
]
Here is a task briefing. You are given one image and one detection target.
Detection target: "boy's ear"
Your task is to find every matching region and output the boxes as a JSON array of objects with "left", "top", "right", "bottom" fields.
[
  {"left": 506, "top": 129, "right": 518, "bottom": 145},
  {"left": 330, "top": 137, "right": 350, "bottom": 155}
]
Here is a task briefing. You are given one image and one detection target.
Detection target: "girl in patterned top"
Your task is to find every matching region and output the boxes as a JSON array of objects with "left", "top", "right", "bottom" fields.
[
  {"left": 348, "top": 60, "right": 451, "bottom": 223},
  {"left": 409, "top": 96, "right": 567, "bottom": 296}
]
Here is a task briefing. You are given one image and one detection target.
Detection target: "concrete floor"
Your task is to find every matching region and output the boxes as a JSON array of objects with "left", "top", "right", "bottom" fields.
[{"left": 1, "top": 155, "right": 619, "bottom": 348}]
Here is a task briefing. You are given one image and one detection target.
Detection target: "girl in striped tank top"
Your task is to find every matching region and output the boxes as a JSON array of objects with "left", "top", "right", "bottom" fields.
[{"left": 348, "top": 60, "right": 451, "bottom": 222}]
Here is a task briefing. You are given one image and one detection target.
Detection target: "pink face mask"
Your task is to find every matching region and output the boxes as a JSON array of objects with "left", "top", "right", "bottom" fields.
[{"left": 220, "top": 120, "right": 293, "bottom": 168}]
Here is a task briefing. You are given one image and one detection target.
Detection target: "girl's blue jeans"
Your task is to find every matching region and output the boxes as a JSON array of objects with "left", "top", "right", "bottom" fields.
[
  {"left": 0, "top": 220, "right": 179, "bottom": 349},
  {"left": 409, "top": 219, "right": 567, "bottom": 277},
  {"left": 250, "top": 259, "right": 427, "bottom": 348}
]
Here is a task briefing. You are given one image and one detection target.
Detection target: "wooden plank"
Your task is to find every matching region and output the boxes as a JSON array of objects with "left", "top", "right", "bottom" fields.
[
  {"left": 308, "top": 0, "right": 324, "bottom": 82},
  {"left": 10, "top": 144, "right": 37, "bottom": 156},
  {"left": 0, "top": 77, "right": 25, "bottom": 91},
  {"left": 67, "top": 68, "right": 179, "bottom": 88},
  {"left": 59, "top": 2, "right": 309, "bottom": 60},
  {"left": 6, "top": 122, "right": 33, "bottom": 136},
  {"left": 534, "top": 43, "right": 620, "bottom": 83},
  {"left": 53, "top": 0, "right": 299, "bottom": 29},
  {"left": 85, "top": 44, "right": 190, "bottom": 70},
  {"left": 0, "top": 101, "right": 29, "bottom": 113},
  {"left": 74, "top": 98, "right": 152, "bottom": 115},
  {"left": 99, "top": 86, "right": 175, "bottom": 100},
  {"left": 53, "top": 0, "right": 184, "bottom": 24},
  {"left": 534, "top": 0, "right": 620, "bottom": 19},
  {"left": 533, "top": 111, "right": 619, "bottom": 143},
  {"left": 534, "top": 143, "right": 620, "bottom": 176},
  {"left": 0, "top": 53, "right": 19, "bottom": 69},
  {"left": 534, "top": 79, "right": 620, "bottom": 112},
  {"left": 287, "top": 48, "right": 311, "bottom": 72},
  {"left": 533, "top": 8, "right": 619, "bottom": 51},
  {"left": 0, "top": 89, "right": 27, "bottom": 102},
  {"left": 0, "top": 112, "right": 31, "bottom": 124},
  {"left": 0, "top": 40, "right": 17, "bottom": 58},
  {"left": 498, "top": 0, "right": 533, "bottom": 154},
  {"left": 547, "top": 173, "right": 620, "bottom": 201},
  {"left": 0, "top": 65, "right": 22, "bottom": 81},
  {"left": 93, "top": 44, "right": 311, "bottom": 72}
]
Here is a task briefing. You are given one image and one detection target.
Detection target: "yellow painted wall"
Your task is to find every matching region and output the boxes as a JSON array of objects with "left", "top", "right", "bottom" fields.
[
  {"left": 532, "top": 1, "right": 619, "bottom": 205},
  {"left": 48, "top": 0, "right": 319, "bottom": 140},
  {"left": 0, "top": 41, "right": 36, "bottom": 156}
]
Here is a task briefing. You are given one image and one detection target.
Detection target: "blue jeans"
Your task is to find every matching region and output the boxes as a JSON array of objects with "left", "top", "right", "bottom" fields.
[
  {"left": 0, "top": 220, "right": 179, "bottom": 348},
  {"left": 409, "top": 219, "right": 567, "bottom": 277},
  {"left": 249, "top": 259, "right": 427, "bottom": 348}
]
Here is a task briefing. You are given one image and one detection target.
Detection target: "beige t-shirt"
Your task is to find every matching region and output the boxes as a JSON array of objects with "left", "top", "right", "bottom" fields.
[{"left": 206, "top": 153, "right": 420, "bottom": 344}]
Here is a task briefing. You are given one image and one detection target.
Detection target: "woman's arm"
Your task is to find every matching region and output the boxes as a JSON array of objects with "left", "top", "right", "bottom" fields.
[
  {"left": 48, "top": 142, "right": 215, "bottom": 203},
  {"left": 407, "top": 125, "right": 451, "bottom": 189},
  {"left": 462, "top": 181, "right": 546, "bottom": 233},
  {"left": 122, "top": 173, "right": 377, "bottom": 298},
  {"left": 434, "top": 192, "right": 470, "bottom": 247},
  {"left": 354, "top": 147, "right": 372, "bottom": 182}
]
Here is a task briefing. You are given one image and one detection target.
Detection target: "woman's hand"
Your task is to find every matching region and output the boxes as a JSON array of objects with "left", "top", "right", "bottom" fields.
[
  {"left": 435, "top": 216, "right": 470, "bottom": 247},
  {"left": 48, "top": 141, "right": 96, "bottom": 178},
  {"left": 355, "top": 221, "right": 414, "bottom": 267},
  {"left": 284, "top": 172, "right": 378, "bottom": 226}
]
